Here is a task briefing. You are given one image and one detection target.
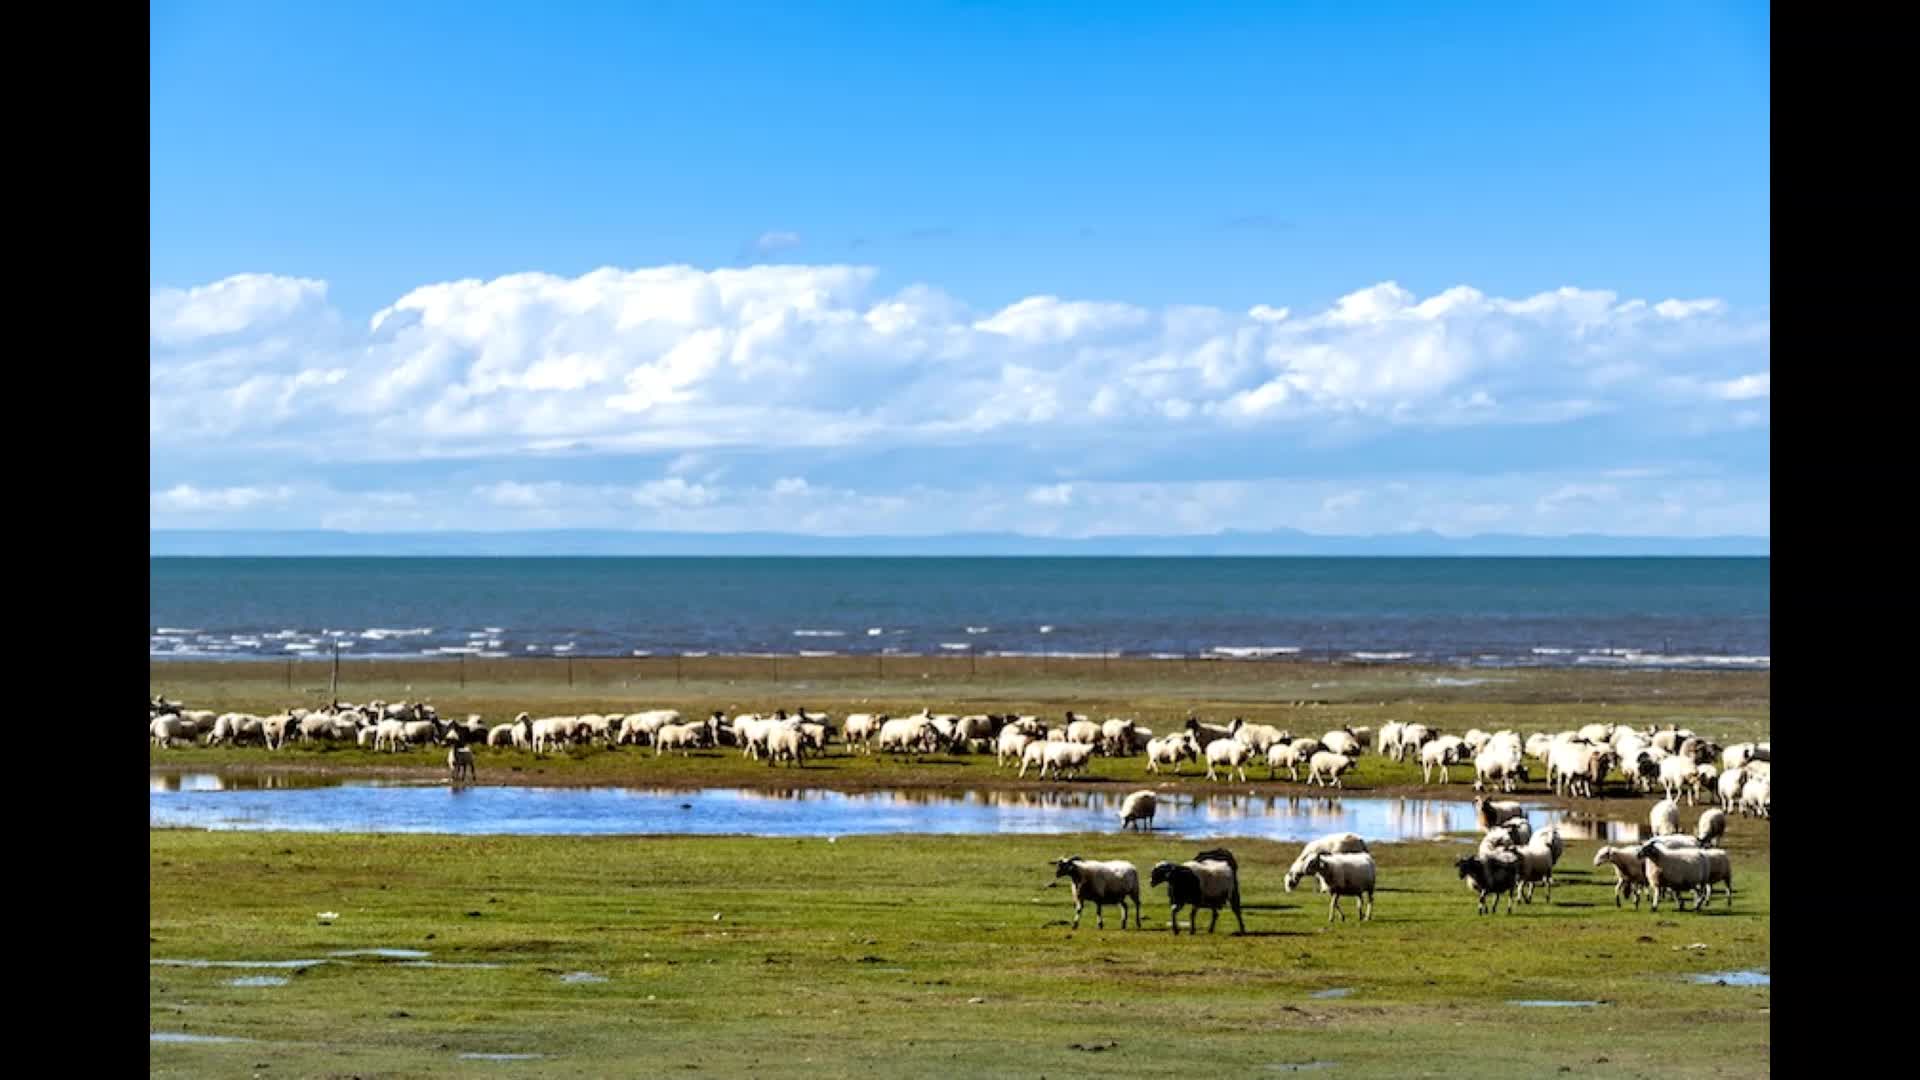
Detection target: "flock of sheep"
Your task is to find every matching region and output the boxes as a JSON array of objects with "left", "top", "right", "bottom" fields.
[
  {"left": 148, "top": 698, "right": 1772, "bottom": 819},
  {"left": 1064, "top": 787, "right": 1740, "bottom": 932}
]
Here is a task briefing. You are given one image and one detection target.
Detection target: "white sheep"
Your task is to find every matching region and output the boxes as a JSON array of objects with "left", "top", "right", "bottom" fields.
[
  {"left": 1284, "top": 833, "right": 1369, "bottom": 893},
  {"left": 1100, "top": 718, "right": 1139, "bottom": 756},
  {"left": 1592, "top": 846, "right": 1650, "bottom": 908},
  {"left": 1301, "top": 851, "right": 1375, "bottom": 922},
  {"left": 842, "top": 713, "right": 884, "bottom": 754},
  {"left": 1513, "top": 838, "right": 1556, "bottom": 903},
  {"left": 1717, "top": 766, "right": 1748, "bottom": 812},
  {"left": 654, "top": 723, "right": 705, "bottom": 756},
  {"left": 1307, "top": 751, "right": 1355, "bottom": 788},
  {"left": 1377, "top": 721, "right": 1406, "bottom": 760},
  {"left": 997, "top": 727, "right": 1034, "bottom": 768},
  {"left": 1472, "top": 746, "right": 1527, "bottom": 793},
  {"left": 1146, "top": 733, "right": 1199, "bottom": 775},
  {"left": 1650, "top": 798, "right": 1681, "bottom": 836},
  {"left": 1052, "top": 857, "right": 1142, "bottom": 930},
  {"left": 1118, "top": 790, "right": 1157, "bottom": 831},
  {"left": 1321, "top": 729, "right": 1362, "bottom": 758},
  {"left": 1695, "top": 807, "right": 1728, "bottom": 847},
  {"left": 1637, "top": 842, "right": 1720, "bottom": 913},
  {"left": 1267, "top": 741, "right": 1309, "bottom": 781},
  {"left": 1205, "top": 737, "right": 1252, "bottom": 782},
  {"left": 1738, "top": 777, "right": 1770, "bottom": 819},
  {"left": 1659, "top": 756, "right": 1700, "bottom": 805},
  {"left": 764, "top": 725, "right": 806, "bottom": 768},
  {"left": 1420, "top": 738, "right": 1463, "bottom": 784},
  {"left": 1040, "top": 741, "right": 1093, "bottom": 779},
  {"left": 150, "top": 715, "right": 187, "bottom": 749}
]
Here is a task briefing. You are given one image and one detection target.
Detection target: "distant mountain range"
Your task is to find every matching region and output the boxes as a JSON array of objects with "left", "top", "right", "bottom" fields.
[{"left": 150, "top": 529, "right": 1770, "bottom": 557}]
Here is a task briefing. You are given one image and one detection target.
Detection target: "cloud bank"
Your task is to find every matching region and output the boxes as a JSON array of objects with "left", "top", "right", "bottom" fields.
[{"left": 149, "top": 264, "right": 1768, "bottom": 537}]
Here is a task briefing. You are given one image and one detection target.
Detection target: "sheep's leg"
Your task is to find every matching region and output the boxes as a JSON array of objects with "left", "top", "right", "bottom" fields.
[
  {"left": 1328, "top": 896, "right": 1339, "bottom": 923},
  {"left": 1208, "top": 908, "right": 1219, "bottom": 934},
  {"left": 1168, "top": 905, "right": 1180, "bottom": 934},
  {"left": 1071, "top": 898, "right": 1083, "bottom": 930},
  {"left": 1096, "top": 903, "right": 1105, "bottom": 930}
]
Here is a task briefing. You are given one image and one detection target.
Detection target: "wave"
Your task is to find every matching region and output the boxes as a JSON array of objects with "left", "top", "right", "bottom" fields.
[
  {"left": 793, "top": 630, "right": 846, "bottom": 637},
  {"left": 866, "top": 627, "right": 884, "bottom": 636},
  {"left": 1210, "top": 646, "right": 1301, "bottom": 659},
  {"left": 362, "top": 628, "right": 433, "bottom": 640},
  {"left": 1351, "top": 651, "right": 1414, "bottom": 661},
  {"left": 797, "top": 650, "right": 838, "bottom": 657},
  {"left": 1531, "top": 647, "right": 1575, "bottom": 655},
  {"left": 154, "top": 627, "right": 199, "bottom": 634},
  {"left": 965, "top": 626, "right": 990, "bottom": 634},
  {"left": 939, "top": 643, "right": 971, "bottom": 651}
]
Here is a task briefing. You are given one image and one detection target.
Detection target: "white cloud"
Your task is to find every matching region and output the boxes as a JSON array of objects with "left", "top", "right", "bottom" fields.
[
  {"left": 753, "top": 231, "right": 802, "bottom": 255},
  {"left": 1028, "top": 483, "right": 1074, "bottom": 506},
  {"left": 149, "top": 266, "right": 1768, "bottom": 462},
  {"left": 150, "top": 484, "right": 294, "bottom": 512}
]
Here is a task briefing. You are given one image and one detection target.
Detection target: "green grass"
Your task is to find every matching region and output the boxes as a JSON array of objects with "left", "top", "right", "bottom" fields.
[
  {"left": 150, "top": 828, "right": 1769, "bottom": 1078},
  {"left": 152, "top": 659, "right": 1769, "bottom": 1076}
]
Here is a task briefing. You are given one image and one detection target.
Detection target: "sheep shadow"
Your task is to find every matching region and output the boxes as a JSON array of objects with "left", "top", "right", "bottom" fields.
[{"left": 1239, "top": 903, "right": 1302, "bottom": 913}]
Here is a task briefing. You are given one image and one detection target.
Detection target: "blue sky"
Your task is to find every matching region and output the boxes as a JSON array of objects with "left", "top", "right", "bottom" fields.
[{"left": 151, "top": 2, "right": 1770, "bottom": 539}]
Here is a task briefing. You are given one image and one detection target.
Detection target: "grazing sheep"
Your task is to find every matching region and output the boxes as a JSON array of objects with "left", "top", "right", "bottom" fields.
[
  {"left": 1377, "top": 721, "right": 1407, "bottom": 760},
  {"left": 446, "top": 745, "right": 476, "bottom": 784},
  {"left": 150, "top": 715, "right": 188, "bottom": 749},
  {"left": 1184, "top": 716, "right": 1242, "bottom": 750},
  {"left": 876, "top": 716, "right": 941, "bottom": 758},
  {"left": 1651, "top": 798, "right": 1681, "bottom": 836},
  {"left": 1699, "top": 848, "right": 1736, "bottom": 909},
  {"left": 619, "top": 709, "right": 681, "bottom": 746},
  {"left": 1205, "top": 737, "right": 1252, "bottom": 782},
  {"left": 1065, "top": 719, "right": 1104, "bottom": 747},
  {"left": 1398, "top": 723, "right": 1434, "bottom": 761},
  {"left": 1593, "top": 846, "right": 1650, "bottom": 909},
  {"left": 1118, "top": 790, "right": 1157, "bottom": 831},
  {"left": 1100, "top": 718, "right": 1139, "bottom": 756},
  {"left": 1696, "top": 807, "right": 1728, "bottom": 847},
  {"left": 1307, "top": 751, "right": 1355, "bottom": 788},
  {"left": 1456, "top": 851, "right": 1522, "bottom": 914},
  {"left": 1301, "top": 851, "right": 1376, "bottom": 923},
  {"left": 1018, "top": 739, "right": 1049, "bottom": 778},
  {"left": 1284, "top": 833, "right": 1370, "bottom": 893},
  {"left": 1146, "top": 733, "right": 1200, "bottom": 775},
  {"left": 1739, "top": 778, "right": 1770, "bottom": 819},
  {"left": 1150, "top": 848, "right": 1244, "bottom": 935},
  {"left": 1473, "top": 746, "right": 1528, "bottom": 793},
  {"left": 1052, "top": 857, "right": 1142, "bottom": 930},
  {"left": 261, "top": 714, "right": 296, "bottom": 751}
]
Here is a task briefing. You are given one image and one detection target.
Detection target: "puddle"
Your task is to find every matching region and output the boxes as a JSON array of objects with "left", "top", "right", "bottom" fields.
[
  {"left": 152, "top": 776, "right": 1566, "bottom": 843},
  {"left": 329, "top": 949, "right": 431, "bottom": 959},
  {"left": 559, "top": 972, "right": 608, "bottom": 983},
  {"left": 151, "top": 772, "right": 345, "bottom": 792},
  {"left": 1508, "top": 1000, "right": 1605, "bottom": 1008},
  {"left": 151, "top": 1032, "right": 253, "bottom": 1044},
  {"left": 152, "top": 958, "right": 328, "bottom": 969},
  {"left": 1309, "top": 988, "right": 1353, "bottom": 999},
  {"left": 225, "top": 976, "right": 289, "bottom": 987},
  {"left": 459, "top": 1053, "right": 547, "bottom": 1061},
  {"left": 1693, "top": 970, "right": 1769, "bottom": 986}
]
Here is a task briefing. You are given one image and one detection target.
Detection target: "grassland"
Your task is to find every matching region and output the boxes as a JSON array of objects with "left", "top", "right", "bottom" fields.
[{"left": 151, "top": 658, "right": 1769, "bottom": 1077}]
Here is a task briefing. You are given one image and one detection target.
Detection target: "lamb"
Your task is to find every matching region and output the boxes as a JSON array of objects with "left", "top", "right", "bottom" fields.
[
  {"left": 1284, "top": 833, "right": 1369, "bottom": 893},
  {"left": 1456, "top": 851, "right": 1521, "bottom": 914},
  {"left": 1150, "top": 848, "right": 1244, "bottom": 935},
  {"left": 446, "top": 745, "right": 477, "bottom": 784},
  {"left": 1696, "top": 807, "right": 1728, "bottom": 847},
  {"left": 1146, "top": 733, "right": 1199, "bottom": 775},
  {"left": 1205, "top": 737, "right": 1252, "bottom": 782},
  {"left": 1300, "top": 852, "right": 1375, "bottom": 923},
  {"left": 1052, "top": 857, "right": 1142, "bottom": 930},
  {"left": 1307, "top": 751, "right": 1356, "bottom": 788},
  {"left": 1738, "top": 778, "right": 1770, "bottom": 818},
  {"left": 1117, "top": 790, "right": 1157, "bottom": 831},
  {"left": 1650, "top": 798, "right": 1681, "bottom": 836},
  {"left": 1592, "top": 846, "right": 1650, "bottom": 909}
]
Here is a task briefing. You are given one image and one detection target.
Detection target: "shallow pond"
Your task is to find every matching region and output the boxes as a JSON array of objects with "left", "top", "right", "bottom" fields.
[{"left": 148, "top": 773, "right": 1633, "bottom": 842}]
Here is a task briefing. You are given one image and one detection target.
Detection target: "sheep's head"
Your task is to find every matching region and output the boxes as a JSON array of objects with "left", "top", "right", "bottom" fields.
[{"left": 1149, "top": 861, "right": 1176, "bottom": 888}]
